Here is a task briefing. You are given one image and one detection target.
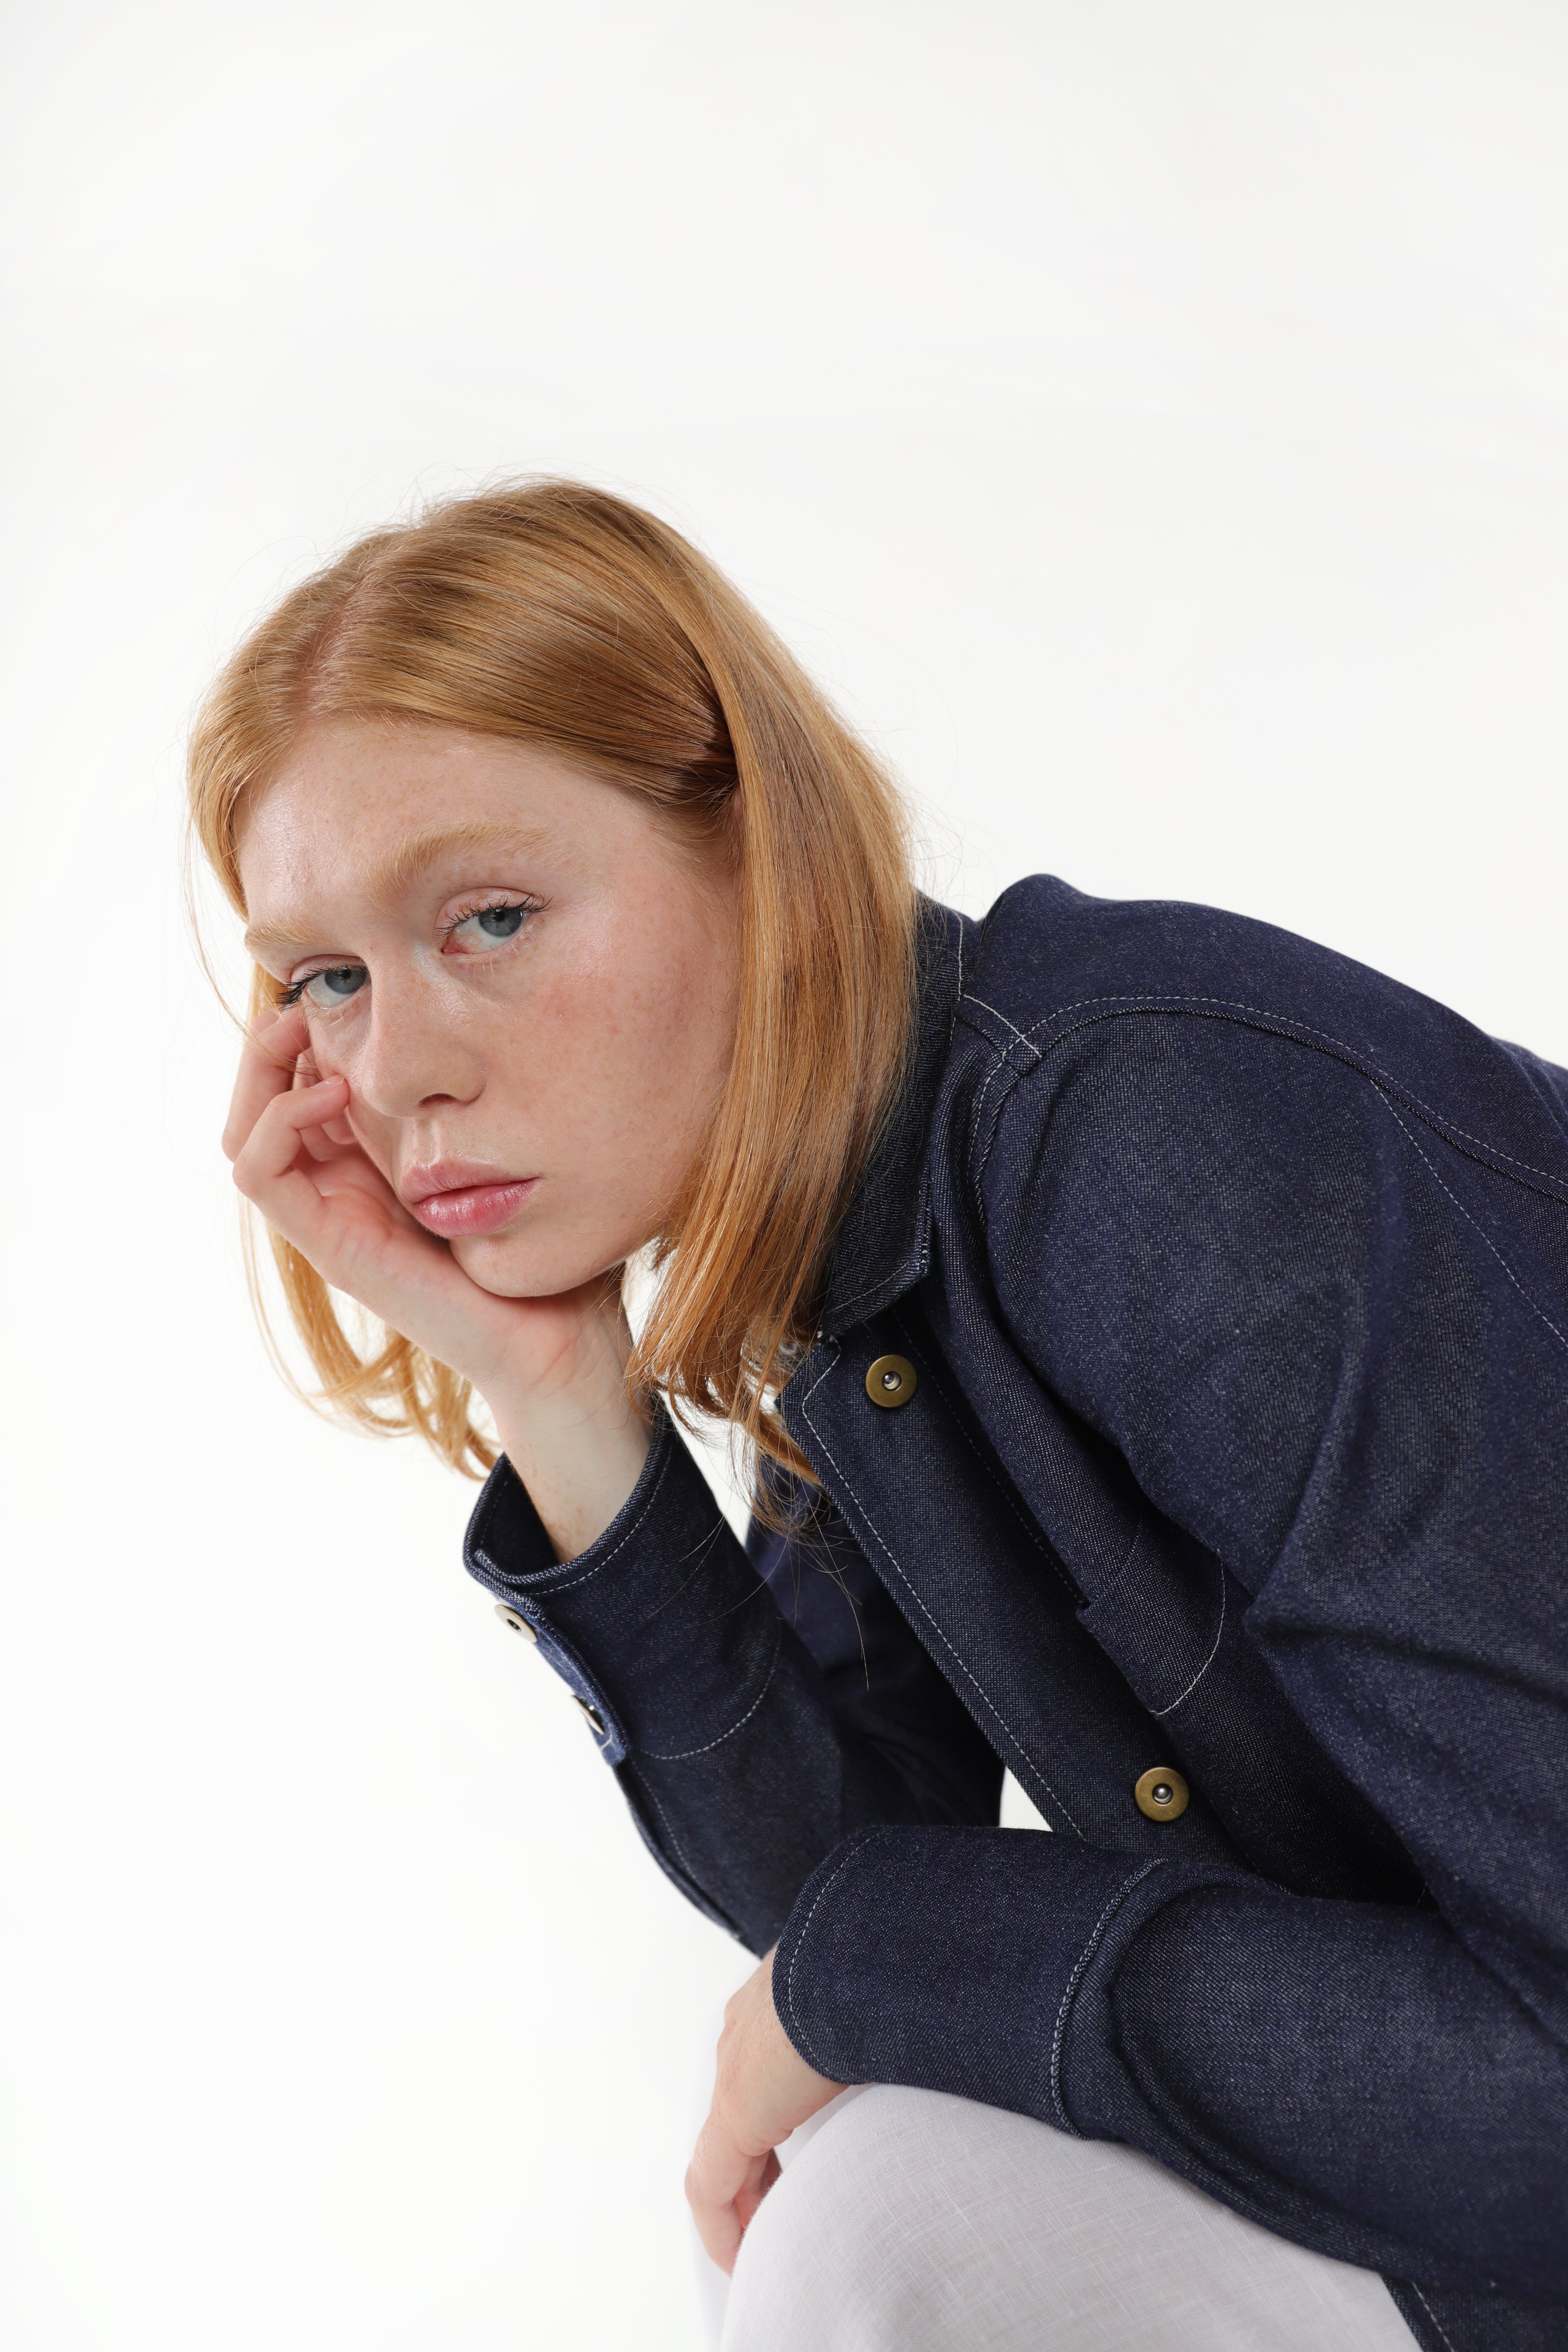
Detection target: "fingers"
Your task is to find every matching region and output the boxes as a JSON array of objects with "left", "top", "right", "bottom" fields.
[
  {"left": 222, "top": 1005, "right": 312, "bottom": 1163},
  {"left": 684, "top": 1952, "right": 846, "bottom": 2275},
  {"left": 297, "top": 1104, "right": 358, "bottom": 1161},
  {"left": 684, "top": 2118, "right": 775, "bottom": 2275},
  {"left": 229, "top": 1074, "right": 350, "bottom": 1225},
  {"left": 219, "top": 1009, "right": 490, "bottom": 1368},
  {"left": 737, "top": 2148, "right": 782, "bottom": 2235}
]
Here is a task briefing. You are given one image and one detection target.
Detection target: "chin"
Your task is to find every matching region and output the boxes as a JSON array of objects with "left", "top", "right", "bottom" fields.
[{"left": 450, "top": 1228, "right": 622, "bottom": 1301}]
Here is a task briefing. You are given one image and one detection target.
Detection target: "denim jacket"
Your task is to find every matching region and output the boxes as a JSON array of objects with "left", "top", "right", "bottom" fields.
[{"left": 464, "top": 880, "right": 1568, "bottom": 2352}]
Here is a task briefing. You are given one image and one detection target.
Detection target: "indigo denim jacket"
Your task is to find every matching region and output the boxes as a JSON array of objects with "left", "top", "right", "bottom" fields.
[{"left": 464, "top": 881, "right": 1568, "bottom": 2352}]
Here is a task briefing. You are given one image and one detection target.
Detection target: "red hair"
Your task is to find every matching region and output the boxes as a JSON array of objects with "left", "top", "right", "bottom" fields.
[{"left": 189, "top": 481, "right": 916, "bottom": 1479}]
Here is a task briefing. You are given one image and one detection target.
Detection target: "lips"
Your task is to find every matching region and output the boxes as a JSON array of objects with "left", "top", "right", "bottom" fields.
[{"left": 401, "top": 1160, "right": 539, "bottom": 1239}]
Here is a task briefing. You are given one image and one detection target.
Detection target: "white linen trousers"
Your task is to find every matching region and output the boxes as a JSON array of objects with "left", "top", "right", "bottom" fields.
[{"left": 698, "top": 2084, "right": 1416, "bottom": 2351}]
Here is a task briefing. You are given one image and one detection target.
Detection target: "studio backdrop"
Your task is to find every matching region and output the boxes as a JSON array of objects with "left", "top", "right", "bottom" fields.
[{"left": 2, "top": 5, "right": 1565, "bottom": 2348}]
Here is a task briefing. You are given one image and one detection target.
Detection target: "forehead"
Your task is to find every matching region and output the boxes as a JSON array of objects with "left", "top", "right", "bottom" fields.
[
  {"left": 239, "top": 723, "right": 530, "bottom": 875},
  {"left": 235, "top": 722, "right": 628, "bottom": 910}
]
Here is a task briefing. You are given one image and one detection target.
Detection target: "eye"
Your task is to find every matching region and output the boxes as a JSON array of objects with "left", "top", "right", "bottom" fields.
[
  {"left": 282, "top": 963, "right": 369, "bottom": 1011},
  {"left": 443, "top": 898, "right": 534, "bottom": 956}
]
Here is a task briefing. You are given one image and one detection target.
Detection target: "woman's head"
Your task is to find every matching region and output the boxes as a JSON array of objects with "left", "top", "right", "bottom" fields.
[
  {"left": 190, "top": 482, "right": 915, "bottom": 1472},
  {"left": 235, "top": 720, "right": 742, "bottom": 1303}
]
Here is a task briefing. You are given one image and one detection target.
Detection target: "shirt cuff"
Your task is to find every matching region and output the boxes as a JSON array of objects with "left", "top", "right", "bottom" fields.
[
  {"left": 463, "top": 1406, "right": 774, "bottom": 1771},
  {"left": 772, "top": 1823, "right": 1234, "bottom": 2130}
]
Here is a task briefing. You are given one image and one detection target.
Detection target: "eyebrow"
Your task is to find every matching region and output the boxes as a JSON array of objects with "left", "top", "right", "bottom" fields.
[{"left": 242, "top": 820, "right": 551, "bottom": 960}]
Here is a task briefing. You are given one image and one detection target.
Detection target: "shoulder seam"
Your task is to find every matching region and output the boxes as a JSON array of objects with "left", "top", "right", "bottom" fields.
[{"left": 963, "top": 994, "right": 1568, "bottom": 1205}]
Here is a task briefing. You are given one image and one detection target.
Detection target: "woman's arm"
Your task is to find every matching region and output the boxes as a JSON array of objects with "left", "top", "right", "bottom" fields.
[
  {"left": 770, "top": 1001, "right": 1568, "bottom": 2307},
  {"left": 464, "top": 1414, "right": 1003, "bottom": 1950},
  {"left": 229, "top": 1006, "right": 1000, "bottom": 1944}
]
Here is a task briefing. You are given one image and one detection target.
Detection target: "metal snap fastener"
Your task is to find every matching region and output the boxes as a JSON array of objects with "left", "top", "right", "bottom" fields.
[
  {"left": 573, "top": 1694, "right": 606, "bottom": 1735},
  {"left": 865, "top": 1353, "right": 917, "bottom": 1408},
  {"left": 494, "top": 1604, "right": 538, "bottom": 1643},
  {"left": 1135, "top": 1766, "right": 1190, "bottom": 1822}
]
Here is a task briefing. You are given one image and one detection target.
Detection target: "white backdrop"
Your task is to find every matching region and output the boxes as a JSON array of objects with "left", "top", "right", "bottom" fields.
[{"left": 3, "top": 5, "right": 1566, "bottom": 2348}]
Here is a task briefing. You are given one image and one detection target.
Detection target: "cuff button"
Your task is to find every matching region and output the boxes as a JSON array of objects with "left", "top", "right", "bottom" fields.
[
  {"left": 1135, "top": 1766, "right": 1190, "bottom": 1821},
  {"left": 865, "top": 1354, "right": 917, "bottom": 1408},
  {"left": 573, "top": 1695, "right": 606, "bottom": 1735},
  {"left": 494, "top": 1604, "right": 539, "bottom": 1644}
]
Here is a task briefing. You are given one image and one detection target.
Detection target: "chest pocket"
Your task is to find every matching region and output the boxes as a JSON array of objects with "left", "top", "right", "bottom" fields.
[
  {"left": 1078, "top": 1518, "right": 1226, "bottom": 1720},
  {"left": 1080, "top": 1513, "right": 1422, "bottom": 1903}
]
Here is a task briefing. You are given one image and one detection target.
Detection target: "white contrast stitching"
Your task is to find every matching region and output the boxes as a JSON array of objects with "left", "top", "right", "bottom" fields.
[
  {"left": 799, "top": 1349, "right": 1084, "bottom": 1835},
  {"left": 960, "top": 991, "right": 1035, "bottom": 1050},
  {"left": 1048, "top": 1859, "right": 1163, "bottom": 2132},
  {"left": 956, "top": 988, "right": 1568, "bottom": 1192},
  {"left": 640, "top": 1619, "right": 782, "bottom": 1758},
  {"left": 1150, "top": 1554, "right": 1226, "bottom": 1718},
  {"left": 966, "top": 1040, "right": 1019, "bottom": 1210},
  {"left": 784, "top": 1830, "right": 887, "bottom": 2074},
  {"left": 518, "top": 1432, "right": 676, "bottom": 1593},
  {"left": 1375, "top": 1090, "right": 1568, "bottom": 1356},
  {"left": 827, "top": 1249, "right": 928, "bottom": 1319},
  {"left": 1408, "top": 2286, "right": 1460, "bottom": 2352}
]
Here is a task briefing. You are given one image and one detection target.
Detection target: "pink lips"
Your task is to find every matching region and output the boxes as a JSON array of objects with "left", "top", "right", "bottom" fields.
[{"left": 401, "top": 1160, "right": 539, "bottom": 1238}]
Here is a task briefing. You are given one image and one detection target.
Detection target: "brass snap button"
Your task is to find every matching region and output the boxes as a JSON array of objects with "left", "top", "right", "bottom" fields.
[
  {"left": 573, "top": 1694, "right": 606, "bottom": 1735},
  {"left": 494, "top": 1604, "right": 538, "bottom": 1643},
  {"left": 865, "top": 1354, "right": 917, "bottom": 1408},
  {"left": 1135, "top": 1766, "right": 1190, "bottom": 1822}
]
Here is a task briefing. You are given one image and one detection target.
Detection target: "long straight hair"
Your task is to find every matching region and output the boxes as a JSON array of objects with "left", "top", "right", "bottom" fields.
[{"left": 188, "top": 482, "right": 916, "bottom": 1480}]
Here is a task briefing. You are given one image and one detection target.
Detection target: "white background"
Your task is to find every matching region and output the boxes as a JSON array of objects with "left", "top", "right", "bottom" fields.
[{"left": 3, "top": 5, "right": 1566, "bottom": 2347}]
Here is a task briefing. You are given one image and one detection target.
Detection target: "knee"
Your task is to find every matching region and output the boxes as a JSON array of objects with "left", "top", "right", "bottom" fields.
[
  {"left": 721, "top": 2089, "right": 880, "bottom": 2351},
  {"left": 721, "top": 2085, "right": 982, "bottom": 2352}
]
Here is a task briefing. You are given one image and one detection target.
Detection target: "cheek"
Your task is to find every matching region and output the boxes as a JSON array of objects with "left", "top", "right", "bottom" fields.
[
  {"left": 302, "top": 1003, "right": 391, "bottom": 1081},
  {"left": 299, "top": 1022, "right": 360, "bottom": 1090},
  {"left": 301, "top": 1021, "right": 341, "bottom": 1077},
  {"left": 301, "top": 1020, "right": 397, "bottom": 1147},
  {"left": 300, "top": 1020, "right": 342, "bottom": 1074},
  {"left": 599, "top": 978, "right": 729, "bottom": 1179},
  {"left": 534, "top": 948, "right": 712, "bottom": 1119}
]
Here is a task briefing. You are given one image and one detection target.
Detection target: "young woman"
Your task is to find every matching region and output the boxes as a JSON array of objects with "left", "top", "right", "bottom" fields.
[{"left": 194, "top": 483, "right": 1566, "bottom": 2352}]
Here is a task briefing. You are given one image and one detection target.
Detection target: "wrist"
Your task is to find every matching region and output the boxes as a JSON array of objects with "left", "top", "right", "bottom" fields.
[{"left": 481, "top": 1359, "right": 652, "bottom": 1564}]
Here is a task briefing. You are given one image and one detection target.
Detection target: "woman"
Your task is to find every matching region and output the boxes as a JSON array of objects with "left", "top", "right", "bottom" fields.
[{"left": 194, "top": 482, "right": 1566, "bottom": 2352}]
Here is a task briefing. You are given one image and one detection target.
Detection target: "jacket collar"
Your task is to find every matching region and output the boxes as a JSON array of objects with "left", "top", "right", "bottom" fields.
[{"left": 817, "top": 896, "right": 971, "bottom": 1340}]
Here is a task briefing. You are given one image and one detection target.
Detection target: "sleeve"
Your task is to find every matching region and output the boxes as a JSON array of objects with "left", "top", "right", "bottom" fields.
[
  {"left": 463, "top": 1406, "right": 1001, "bottom": 1954},
  {"left": 774, "top": 1009, "right": 1568, "bottom": 2309}
]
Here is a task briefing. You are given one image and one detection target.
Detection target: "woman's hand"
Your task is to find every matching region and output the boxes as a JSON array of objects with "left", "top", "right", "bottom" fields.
[
  {"left": 686, "top": 1950, "right": 845, "bottom": 2275},
  {"left": 223, "top": 1005, "right": 649, "bottom": 1555}
]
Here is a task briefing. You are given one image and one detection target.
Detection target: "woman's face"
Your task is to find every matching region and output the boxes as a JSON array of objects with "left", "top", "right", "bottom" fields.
[{"left": 234, "top": 721, "right": 741, "bottom": 1298}]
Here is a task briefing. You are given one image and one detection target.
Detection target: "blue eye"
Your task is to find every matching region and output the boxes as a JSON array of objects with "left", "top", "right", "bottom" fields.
[
  {"left": 447, "top": 900, "right": 531, "bottom": 954},
  {"left": 288, "top": 964, "right": 368, "bottom": 1010}
]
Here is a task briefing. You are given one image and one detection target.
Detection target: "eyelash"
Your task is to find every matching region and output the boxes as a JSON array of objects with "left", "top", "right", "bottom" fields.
[
  {"left": 439, "top": 892, "right": 540, "bottom": 943},
  {"left": 275, "top": 895, "right": 541, "bottom": 1009},
  {"left": 275, "top": 974, "right": 327, "bottom": 1009}
]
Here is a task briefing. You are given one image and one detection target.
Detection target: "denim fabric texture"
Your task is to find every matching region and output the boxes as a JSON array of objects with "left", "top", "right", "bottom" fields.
[{"left": 464, "top": 881, "right": 1568, "bottom": 2352}]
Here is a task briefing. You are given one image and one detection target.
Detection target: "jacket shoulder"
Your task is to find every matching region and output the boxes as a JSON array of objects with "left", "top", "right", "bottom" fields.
[
  {"left": 969, "top": 875, "right": 1415, "bottom": 1051},
  {"left": 967, "top": 877, "right": 1566, "bottom": 1144}
]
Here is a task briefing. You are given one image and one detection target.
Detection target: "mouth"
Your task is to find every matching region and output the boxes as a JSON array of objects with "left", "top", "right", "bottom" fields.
[{"left": 400, "top": 1159, "right": 540, "bottom": 1238}]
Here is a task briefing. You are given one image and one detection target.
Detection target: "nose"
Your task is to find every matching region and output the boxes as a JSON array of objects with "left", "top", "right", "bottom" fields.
[{"left": 342, "top": 971, "right": 486, "bottom": 1118}]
